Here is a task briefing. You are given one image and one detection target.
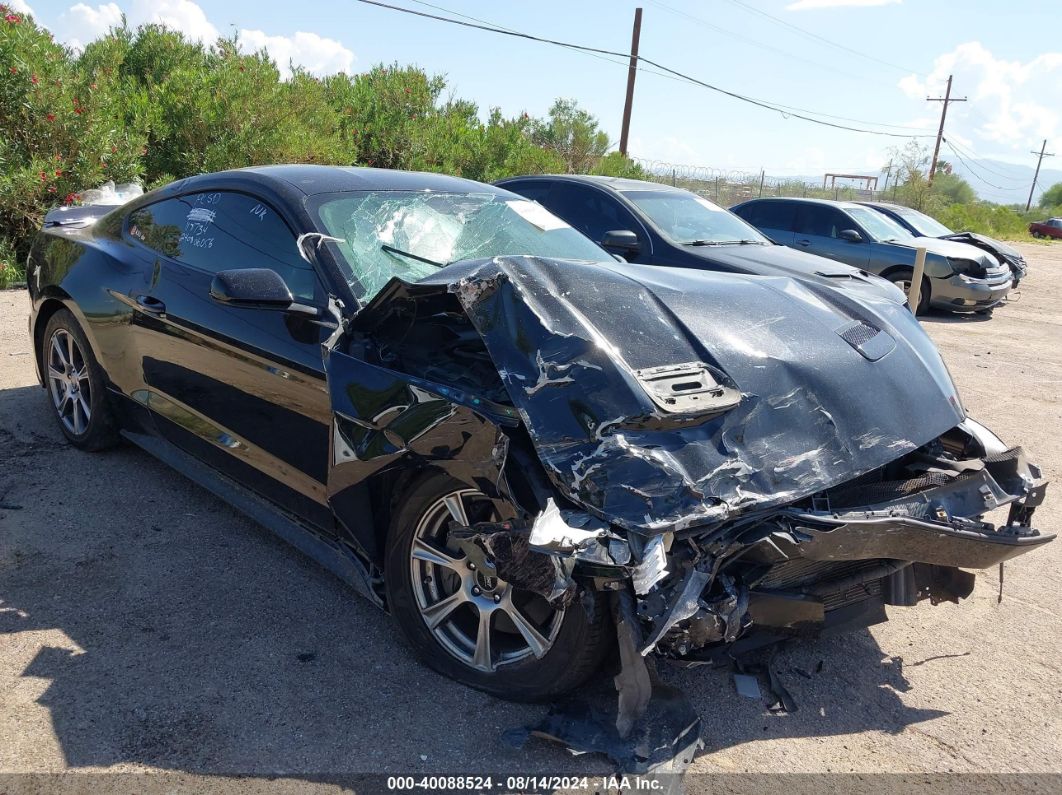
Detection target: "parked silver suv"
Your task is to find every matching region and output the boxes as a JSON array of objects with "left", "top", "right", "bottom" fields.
[{"left": 732, "top": 197, "right": 1012, "bottom": 314}]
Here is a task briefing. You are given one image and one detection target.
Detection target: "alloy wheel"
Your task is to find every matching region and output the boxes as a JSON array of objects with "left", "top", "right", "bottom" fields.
[
  {"left": 409, "top": 489, "right": 565, "bottom": 672},
  {"left": 47, "top": 328, "right": 92, "bottom": 436}
]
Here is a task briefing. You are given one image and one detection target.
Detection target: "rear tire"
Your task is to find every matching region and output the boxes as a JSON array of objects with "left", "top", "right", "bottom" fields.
[
  {"left": 887, "top": 269, "right": 931, "bottom": 315},
  {"left": 41, "top": 309, "right": 119, "bottom": 451},
  {"left": 385, "top": 471, "right": 611, "bottom": 701}
]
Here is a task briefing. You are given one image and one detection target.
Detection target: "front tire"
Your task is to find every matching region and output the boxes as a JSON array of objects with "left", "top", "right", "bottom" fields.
[
  {"left": 385, "top": 471, "right": 611, "bottom": 701},
  {"left": 888, "top": 269, "right": 931, "bottom": 315},
  {"left": 42, "top": 309, "right": 119, "bottom": 451}
]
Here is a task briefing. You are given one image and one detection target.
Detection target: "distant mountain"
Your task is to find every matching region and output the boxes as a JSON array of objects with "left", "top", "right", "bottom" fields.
[{"left": 944, "top": 158, "right": 1062, "bottom": 207}]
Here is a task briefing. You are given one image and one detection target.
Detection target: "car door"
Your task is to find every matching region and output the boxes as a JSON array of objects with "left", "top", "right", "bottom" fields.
[
  {"left": 538, "top": 182, "right": 652, "bottom": 261},
  {"left": 735, "top": 200, "right": 797, "bottom": 244},
  {"left": 793, "top": 205, "right": 870, "bottom": 268},
  {"left": 124, "top": 190, "right": 335, "bottom": 530}
]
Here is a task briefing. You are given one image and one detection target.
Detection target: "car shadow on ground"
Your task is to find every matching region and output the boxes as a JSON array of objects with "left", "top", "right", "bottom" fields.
[
  {"left": 919, "top": 309, "right": 995, "bottom": 325},
  {"left": 0, "top": 382, "right": 945, "bottom": 778}
]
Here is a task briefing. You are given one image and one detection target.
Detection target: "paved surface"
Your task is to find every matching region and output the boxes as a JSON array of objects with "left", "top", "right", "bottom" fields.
[{"left": 1, "top": 244, "right": 1061, "bottom": 784}]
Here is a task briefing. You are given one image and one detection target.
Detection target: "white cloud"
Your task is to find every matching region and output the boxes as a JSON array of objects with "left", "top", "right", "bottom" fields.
[
  {"left": 899, "top": 42, "right": 1062, "bottom": 151},
  {"left": 7, "top": 0, "right": 35, "bottom": 14},
  {"left": 129, "top": 0, "right": 217, "bottom": 44},
  {"left": 239, "top": 29, "right": 355, "bottom": 79},
  {"left": 45, "top": 1, "right": 357, "bottom": 78},
  {"left": 786, "top": 0, "right": 900, "bottom": 9},
  {"left": 55, "top": 3, "right": 122, "bottom": 51}
]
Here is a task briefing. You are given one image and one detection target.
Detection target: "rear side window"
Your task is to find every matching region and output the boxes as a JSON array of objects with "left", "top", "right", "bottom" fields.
[
  {"left": 794, "top": 205, "right": 850, "bottom": 238},
  {"left": 541, "top": 183, "right": 642, "bottom": 245},
  {"left": 737, "top": 201, "right": 796, "bottom": 231},
  {"left": 127, "top": 192, "right": 318, "bottom": 300},
  {"left": 503, "top": 181, "right": 552, "bottom": 203}
]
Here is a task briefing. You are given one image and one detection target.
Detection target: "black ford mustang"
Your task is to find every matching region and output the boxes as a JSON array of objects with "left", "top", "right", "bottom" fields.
[{"left": 27, "top": 166, "right": 1051, "bottom": 720}]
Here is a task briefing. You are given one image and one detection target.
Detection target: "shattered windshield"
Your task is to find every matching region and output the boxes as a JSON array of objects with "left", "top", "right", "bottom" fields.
[
  {"left": 623, "top": 190, "right": 769, "bottom": 245},
  {"left": 311, "top": 190, "right": 611, "bottom": 300}
]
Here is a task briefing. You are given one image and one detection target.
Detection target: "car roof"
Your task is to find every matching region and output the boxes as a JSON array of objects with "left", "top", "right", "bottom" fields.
[
  {"left": 856, "top": 201, "right": 912, "bottom": 212},
  {"left": 737, "top": 196, "right": 866, "bottom": 211},
  {"left": 173, "top": 164, "right": 507, "bottom": 197},
  {"left": 498, "top": 173, "right": 684, "bottom": 194}
]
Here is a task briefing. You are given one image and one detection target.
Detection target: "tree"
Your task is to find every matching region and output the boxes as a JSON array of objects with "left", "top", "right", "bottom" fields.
[
  {"left": 530, "top": 98, "right": 609, "bottom": 173},
  {"left": 1040, "top": 182, "right": 1062, "bottom": 210},
  {"left": 931, "top": 171, "right": 976, "bottom": 205}
]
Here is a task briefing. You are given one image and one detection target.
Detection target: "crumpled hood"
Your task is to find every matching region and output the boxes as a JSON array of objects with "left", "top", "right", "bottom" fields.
[
  {"left": 423, "top": 256, "right": 965, "bottom": 535},
  {"left": 684, "top": 242, "right": 906, "bottom": 304},
  {"left": 897, "top": 236, "right": 1001, "bottom": 269},
  {"left": 942, "top": 232, "right": 1025, "bottom": 268}
]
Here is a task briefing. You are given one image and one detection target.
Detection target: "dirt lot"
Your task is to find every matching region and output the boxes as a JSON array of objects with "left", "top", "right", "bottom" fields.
[{"left": 1, "top": 243, "right": 1061, "bottom": 786}]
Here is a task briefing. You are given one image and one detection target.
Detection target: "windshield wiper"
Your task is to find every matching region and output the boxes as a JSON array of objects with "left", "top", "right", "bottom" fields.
[
  {"left": 381, "top": 244, "right": 446, "bottom": 268},
  {"left": 684, "top": 239, "right": 765, "bottom": 246}
]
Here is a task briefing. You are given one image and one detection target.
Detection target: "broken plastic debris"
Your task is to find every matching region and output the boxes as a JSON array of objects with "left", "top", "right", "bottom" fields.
[
  {"left": 528, "top": 498, "right": 609, "bottom": 553},
  {"left": 631, "top": 534, "right": 669, "bottom": 595},
  {"left": 733, "top": 673, "right": 761, "bottom": 699}
]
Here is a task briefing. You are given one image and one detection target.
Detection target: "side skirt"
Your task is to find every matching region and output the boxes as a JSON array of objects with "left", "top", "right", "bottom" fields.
[{"left": 121, "top": 429, "right": 382, "bottom": 608}]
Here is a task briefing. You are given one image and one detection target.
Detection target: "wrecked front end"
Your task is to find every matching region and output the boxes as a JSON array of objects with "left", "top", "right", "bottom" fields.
[
  {"left": 324, "top": 254, "right": 1050, "bottom": 766},
  {"left": 329, "top": 254, "right": 1051, "bottom": 648}
]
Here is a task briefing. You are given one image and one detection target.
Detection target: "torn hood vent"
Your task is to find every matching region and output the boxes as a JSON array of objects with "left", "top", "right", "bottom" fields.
[{"left": 361, "top": 256, "right": 966, "bottom": 535}]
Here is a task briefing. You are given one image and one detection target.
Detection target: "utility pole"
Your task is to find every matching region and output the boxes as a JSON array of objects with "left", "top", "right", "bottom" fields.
[
  {"left": 618, "top": 7, "right": 642, "bottom": 157},
  {"left": 1025, "top": 139, "right": 1055, "bottom": 212},
  {"left": 926, "top": 75, "right": 966, "bottom": 185}
]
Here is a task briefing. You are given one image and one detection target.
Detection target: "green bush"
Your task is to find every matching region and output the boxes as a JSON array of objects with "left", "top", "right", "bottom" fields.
[{"left": 0, "top": 9, "right": 633, "bottom": 276}]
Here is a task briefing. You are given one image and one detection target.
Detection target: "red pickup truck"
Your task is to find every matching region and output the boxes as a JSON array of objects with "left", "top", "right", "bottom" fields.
[{"left": 1029, "top": 217, "right": 1062, "bottom": 239}]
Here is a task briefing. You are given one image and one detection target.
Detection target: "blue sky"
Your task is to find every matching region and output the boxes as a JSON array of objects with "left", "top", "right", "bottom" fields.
[{"left": 10, "top": 0, "right": 1061, "bottom": 186}]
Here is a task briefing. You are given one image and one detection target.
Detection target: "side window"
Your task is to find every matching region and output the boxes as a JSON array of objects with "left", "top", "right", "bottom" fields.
[
  {"left": 505, "top": 181, "right": 551, "bottom": 203},
  {"left": 127, "top": 192, "right": 319, "bottom": 301},
  {"left": 544, "top": 184, "right": 641, "bottom": 244},
  {"left": 795, "top": 205, "right": 849, "bottom": 238},
  {"left": 740, "top": 201, "right": 795, "bottom": 231}
]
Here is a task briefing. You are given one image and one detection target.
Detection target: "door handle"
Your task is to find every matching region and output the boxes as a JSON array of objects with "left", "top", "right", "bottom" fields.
[
  {"left": 135, "top": 295, "right": 166, "bottom": 314},
  {"left": 796, "top": 239, "right": 811, "bottom": 247}
]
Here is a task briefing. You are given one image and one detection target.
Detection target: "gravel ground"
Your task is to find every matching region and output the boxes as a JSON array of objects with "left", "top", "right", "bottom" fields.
[{"left": 1, "top": 243, "right": 1060, "bottom": 787}]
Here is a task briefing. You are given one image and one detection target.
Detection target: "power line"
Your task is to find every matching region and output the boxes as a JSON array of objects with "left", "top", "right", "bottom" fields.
[
  {"left": 944, "top": 138, "right": 1027, "bottom": 183},
  {"left": 353, "top": 0, "right": 935, "bottom": 139},
  {"left": 943, "top": 140, "right": 1023, "bottom": 192},
  {"left": 407, "top": 0, "right": 766, "bottom": 98},
  {"left": 722, "top": 0, "right": 928, "bottom": 78},
  {"left": 648, "top": 0, "right": 902, "bottom": 91}
]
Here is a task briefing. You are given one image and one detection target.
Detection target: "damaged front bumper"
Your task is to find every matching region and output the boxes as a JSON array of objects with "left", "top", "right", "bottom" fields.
[{"left": 456, "top": 438, "right": 1051, "bottom": 664}]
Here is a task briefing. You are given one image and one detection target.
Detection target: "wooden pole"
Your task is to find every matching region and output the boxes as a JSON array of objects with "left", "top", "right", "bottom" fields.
[
  {"left": 1025, "top": 139, "right": 1055, "bottom": 212},
  {"left": 909, "top": 247, "right": 927, "bottom": 315},
  {"left": 927, "top": 75, "right": 965, "bottom": 186},
  {"left": 618, "top": 8, "right": 642, "bottom": 157}
]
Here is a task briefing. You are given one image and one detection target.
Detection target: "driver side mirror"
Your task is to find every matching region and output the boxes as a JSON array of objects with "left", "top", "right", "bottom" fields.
[
  {"left": 601, "top": 229, "right": 640, "bottom": 256},
  {"left": 210, "top": 268, "right": 293, "bottom": 309},
  {"left": 839, "top": 229, "right": 863, "bottom": 243}
]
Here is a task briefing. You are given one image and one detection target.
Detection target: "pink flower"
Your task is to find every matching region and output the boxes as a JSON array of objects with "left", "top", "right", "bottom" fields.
[
  {"left": 30, "top": 74, "right": 39, "bottom": 85},
  {"left": 4, "top": 13, "right": 21, "bottom": 24},
  {"left": 46, "top": 113, "right": 55, "bottom": 122}
]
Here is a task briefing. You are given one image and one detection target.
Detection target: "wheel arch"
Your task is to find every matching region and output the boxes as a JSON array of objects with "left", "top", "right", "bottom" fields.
[{"left": 32, "top": 295, "right": 74, "bottom": 386}]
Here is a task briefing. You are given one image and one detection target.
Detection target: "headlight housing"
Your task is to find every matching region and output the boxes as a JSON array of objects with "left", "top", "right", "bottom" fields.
[{"left": 948, "top": 257, "right": 986, "bottom": 278}]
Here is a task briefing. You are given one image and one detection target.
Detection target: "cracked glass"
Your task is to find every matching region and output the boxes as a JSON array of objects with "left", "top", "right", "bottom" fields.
[{"left": 311, "top": 191, "right": 612, "bottom": 301}]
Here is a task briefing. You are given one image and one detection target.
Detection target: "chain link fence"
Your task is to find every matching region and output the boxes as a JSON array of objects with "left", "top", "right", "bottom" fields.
[{"left": 630, "top": 157, "right": 896, "bottom": 208}]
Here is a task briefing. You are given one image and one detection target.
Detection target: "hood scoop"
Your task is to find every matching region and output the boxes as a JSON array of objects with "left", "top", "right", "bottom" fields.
[
  {"left": 633, "top": 362, "right": 742, "bottom": 415},
  {"left": 836, "top": 320, "right": 895, "bottom": 362}
]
